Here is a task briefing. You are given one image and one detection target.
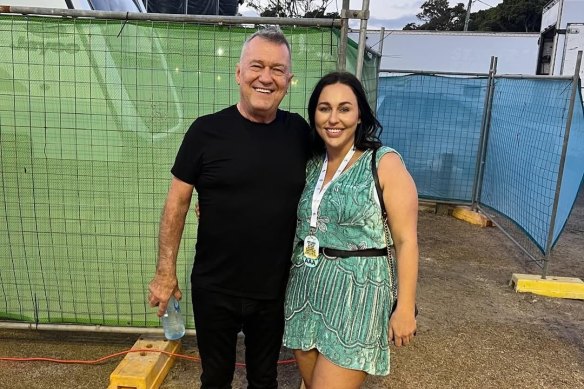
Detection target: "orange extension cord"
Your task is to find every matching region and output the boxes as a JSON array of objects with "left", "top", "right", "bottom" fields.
[{"left": 0, "top": 349, "right": 297, "bottom": 367}]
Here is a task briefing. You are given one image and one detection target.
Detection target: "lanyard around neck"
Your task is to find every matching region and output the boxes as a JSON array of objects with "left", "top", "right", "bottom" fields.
[{"left": 309, "top": 146, "right": 356, "bottom": 229}]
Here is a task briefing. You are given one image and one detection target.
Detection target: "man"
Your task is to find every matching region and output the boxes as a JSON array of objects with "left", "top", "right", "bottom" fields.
[{"left": 148, "top": 26, "right": 311, "bottom": 389}]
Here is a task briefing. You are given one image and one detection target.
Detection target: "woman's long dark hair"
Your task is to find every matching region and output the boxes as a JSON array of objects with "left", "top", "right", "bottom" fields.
[{"left": 308, "top": 71, "right": 383, "bottom": 154}]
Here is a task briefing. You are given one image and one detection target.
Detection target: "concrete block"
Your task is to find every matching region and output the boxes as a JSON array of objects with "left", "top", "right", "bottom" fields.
[
  {"left": 510, "top": 273, "right": 584, "bottom": 300},
  {"left": 452, "top": 206, "right": 492, "bottom": 227}
]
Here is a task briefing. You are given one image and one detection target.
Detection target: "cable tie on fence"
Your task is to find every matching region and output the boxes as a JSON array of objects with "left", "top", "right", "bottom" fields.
[{"left": 117, "top": 12, "right": 129, "bottom": 38}]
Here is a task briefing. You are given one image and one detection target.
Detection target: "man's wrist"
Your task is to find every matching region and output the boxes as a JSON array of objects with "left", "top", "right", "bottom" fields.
[{"left": 155, "top": 267, "right": 176, "bottom": 278}]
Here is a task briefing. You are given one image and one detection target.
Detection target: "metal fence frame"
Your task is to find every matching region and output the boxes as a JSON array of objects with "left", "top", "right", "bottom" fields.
[
  {"left": 1, "top": 4, "right": 581, "bottom": 332},
  {"left": 482, "top": 52, "right": 583, "bottom": 277},
  {"left": 0, "top": 4, "right": 376, "bottom": 333},
  {"left": 379, "top": 51, "right": 583, "bottom": 277}
]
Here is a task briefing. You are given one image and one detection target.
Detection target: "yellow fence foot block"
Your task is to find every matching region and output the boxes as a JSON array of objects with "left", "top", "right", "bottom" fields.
[
  {"left": 108, "top": 335, "right": 181, "bottom": 389},
  {"left": 452, "top": 206, "right": 492, "bottom": 227},
  {"left": 510, "top": 273, "right": 584, "bottom": 300}
]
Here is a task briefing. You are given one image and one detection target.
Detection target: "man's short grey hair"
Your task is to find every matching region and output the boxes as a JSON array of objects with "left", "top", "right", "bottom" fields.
[{"left": 240, "top": 25, "right": 292, "bottom": 65}]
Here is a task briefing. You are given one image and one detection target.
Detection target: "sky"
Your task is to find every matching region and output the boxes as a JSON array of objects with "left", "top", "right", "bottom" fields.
[
  {"left": 5, "top": 0, "right": 505, "bottom": 28},
  {"left": 239, "top": 0, "right": 505, "bottom": 30}
]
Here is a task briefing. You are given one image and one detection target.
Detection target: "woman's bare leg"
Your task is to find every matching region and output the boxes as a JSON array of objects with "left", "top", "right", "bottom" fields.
[
  {"left": 311, "top": 354, "right": 367, "bottom": 389},
  {"left": 293, "top": 349, "right": 319, "bottom": 388}
]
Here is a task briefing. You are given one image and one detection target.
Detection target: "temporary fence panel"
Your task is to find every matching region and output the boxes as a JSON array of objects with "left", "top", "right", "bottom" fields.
[
  {"left": 377, "top": 73, "right": 487, "bottom": 202},
  {"left": 551, "top": 86, "right": 584, "bottom": 246},
  {"left": 377, "top": 70, "right": 584, "bottom": 266},
  {"left": 343, "top": 30, "right": 381, "bottom": 109},
  {"left": 0, "top": 13, "right": 378, "bottom": 328},
  {"left": 479, "top": 78, "right": 584, "bottom": 254}
]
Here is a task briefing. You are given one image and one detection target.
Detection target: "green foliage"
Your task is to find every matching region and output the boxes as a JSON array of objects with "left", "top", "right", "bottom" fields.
[
  {"left": 405, "top": 0, "right": 549, "bottom": 32},
  {"left": 245, "top": 0, "right": 338, "bottom": 18},
  {"left": 406, "top": 0, "right": 466, "bottom": 31},
  {"left": 469, "top": 0, "right": 548, "bottom": 32}
]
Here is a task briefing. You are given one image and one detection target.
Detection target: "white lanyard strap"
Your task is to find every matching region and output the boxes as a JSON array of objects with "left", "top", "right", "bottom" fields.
[{"left": 310, "top": 146, "right": 355, "bottom": 229}]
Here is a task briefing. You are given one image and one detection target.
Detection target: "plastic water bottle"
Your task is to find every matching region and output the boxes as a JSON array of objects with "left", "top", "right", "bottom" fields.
[{"left": 162, "top": 296, "right": 185, "bottom": 340}]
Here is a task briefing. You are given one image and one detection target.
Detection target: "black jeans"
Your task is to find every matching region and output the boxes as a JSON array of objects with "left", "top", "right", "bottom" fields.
[{"left": 191, "top": 287, "right": 285, "bottom": 389}]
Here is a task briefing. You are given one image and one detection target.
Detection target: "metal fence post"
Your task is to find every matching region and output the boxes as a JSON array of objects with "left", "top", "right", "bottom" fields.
[
  {"left": 471, "top": 56, "right": 497, "bottom": 210},
  {"left": 542, "top": 50, "right": 583, "bottom": 278},
  {"left": 337, "top": 0, "right": 350, "bottom": 71},
  {"left": 354, "top": 0, "right": 370, "bottom": 80}
]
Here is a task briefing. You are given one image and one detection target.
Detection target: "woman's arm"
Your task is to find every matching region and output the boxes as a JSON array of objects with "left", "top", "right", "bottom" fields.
[{"left": 378, "top": 151, "right": 419, "bottom": 347}]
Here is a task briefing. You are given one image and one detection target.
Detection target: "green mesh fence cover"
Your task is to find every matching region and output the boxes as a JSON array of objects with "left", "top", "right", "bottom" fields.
[{"left": 0, "top": 15, "right": 378, "bottom": 327}]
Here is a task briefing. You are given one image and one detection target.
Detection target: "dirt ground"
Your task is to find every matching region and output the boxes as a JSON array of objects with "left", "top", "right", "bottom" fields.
[{"left": 1, "top": 190, "right": 583, "bottom": 389}]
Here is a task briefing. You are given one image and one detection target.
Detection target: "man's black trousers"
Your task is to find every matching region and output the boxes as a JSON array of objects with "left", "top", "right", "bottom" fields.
[{"left": 191, "top": 287, "right": 285, "bottom": 389}]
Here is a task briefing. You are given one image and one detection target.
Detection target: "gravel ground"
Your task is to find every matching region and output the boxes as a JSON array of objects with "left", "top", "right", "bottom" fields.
[{"left": 1, "top": 191, "right": 582, "bottom": 388}]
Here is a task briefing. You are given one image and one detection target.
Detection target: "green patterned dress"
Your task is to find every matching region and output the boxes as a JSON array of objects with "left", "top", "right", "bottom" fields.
[{"left": 283, "top": 146, "right": 398, "bottom": 376}]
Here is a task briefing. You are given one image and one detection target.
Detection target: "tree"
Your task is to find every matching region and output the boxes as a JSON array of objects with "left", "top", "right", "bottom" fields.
[
  {"left": 245, "top": 0, "right": 339, "bottom": 18},
  {"left": 406, "top": 0, "right": 466, "bottom": 31},
  {"left": 469, "top": 0, "right": 547, "bottom": 32},
  {"left": 403, "top": 22, "right": 418, "bottom": 31},
  {"left": 405, "top": 0, "right": 549, "bottom": 32}
]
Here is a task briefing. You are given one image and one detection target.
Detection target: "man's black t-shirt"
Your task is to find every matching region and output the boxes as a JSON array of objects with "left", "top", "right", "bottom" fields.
[{"left": 172, "top": 105, "right": 311, "bottom": 299}]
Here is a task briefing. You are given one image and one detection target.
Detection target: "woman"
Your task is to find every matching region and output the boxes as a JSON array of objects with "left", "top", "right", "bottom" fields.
[{"left": 283, "top": 72, "right": 419, "bottom": 388}]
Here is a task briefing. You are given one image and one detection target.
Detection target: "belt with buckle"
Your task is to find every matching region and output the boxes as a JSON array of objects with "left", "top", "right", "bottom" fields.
[{"left": 299, "top": 241, "right": 386, "bottom": 259}]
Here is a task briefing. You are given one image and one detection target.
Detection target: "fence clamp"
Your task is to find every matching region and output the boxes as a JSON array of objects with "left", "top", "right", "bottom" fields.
[{"left": 341, "top": 9, "right": 369, "bottom": 20}]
